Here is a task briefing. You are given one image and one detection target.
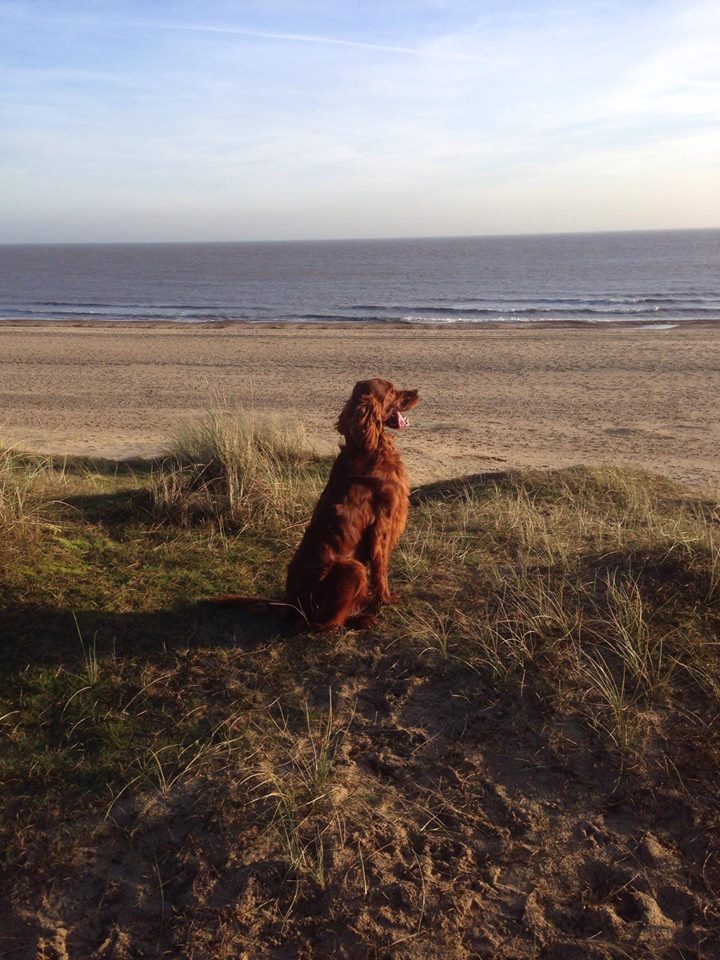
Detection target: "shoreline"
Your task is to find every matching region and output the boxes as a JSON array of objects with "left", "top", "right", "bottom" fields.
[
  {"left": 1, "top": 321, "right": 718, "bottom": 492},
  {"left": 1, "top": 317, "right": 719, "bottom": 331}
]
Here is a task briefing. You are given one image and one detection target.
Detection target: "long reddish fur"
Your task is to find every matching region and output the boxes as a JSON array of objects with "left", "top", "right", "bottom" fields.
[{"left": 212, "top": 378, "right": 419, "bottom": 629}]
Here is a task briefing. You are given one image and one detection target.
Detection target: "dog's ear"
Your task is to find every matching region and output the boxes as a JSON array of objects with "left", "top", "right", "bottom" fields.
[{"left": 336, "top": 384, "right": 383, "bottom": 452}]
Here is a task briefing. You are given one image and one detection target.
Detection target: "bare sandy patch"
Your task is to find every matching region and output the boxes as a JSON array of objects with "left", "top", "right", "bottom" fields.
[{"left": 1, "top": 321, "right": 718, "bottom": 490}]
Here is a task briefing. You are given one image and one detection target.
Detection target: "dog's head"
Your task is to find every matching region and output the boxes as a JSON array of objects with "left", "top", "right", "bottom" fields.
[{"left": 336, "top": 378, "right": 420, "bottom": 452}]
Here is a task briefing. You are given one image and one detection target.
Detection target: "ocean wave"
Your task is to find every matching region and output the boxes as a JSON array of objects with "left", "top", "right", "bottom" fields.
[
  {"left": 2, "top": 232, "right": 719, "bottom": 326},
  {"left": 2, "top": 297, "right": 719, "bottom": 326}
]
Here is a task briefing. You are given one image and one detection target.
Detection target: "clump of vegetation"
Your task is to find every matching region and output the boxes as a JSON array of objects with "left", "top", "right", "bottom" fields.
[
  {"left": 399, "top": 467, "right": 720, "bottom": 750},
  {"left": 0, "top": 446, "right": 64, "bottom": 532},
  {"left": 149, "top": 410, "right": 322, "bottom": 536},
  {"left": 1, "top": 439, "right": 718, "bottom": 959}
]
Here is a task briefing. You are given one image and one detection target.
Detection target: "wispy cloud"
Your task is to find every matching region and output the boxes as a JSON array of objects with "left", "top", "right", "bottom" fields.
[
  {"left": 110, "top": 18, "right": 483, "bottom": 61},
  {"left": 1, "top": 0, "right": 719, "bottom": 241}
]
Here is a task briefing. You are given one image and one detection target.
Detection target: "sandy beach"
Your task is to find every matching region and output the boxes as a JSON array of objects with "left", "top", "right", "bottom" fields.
[{"left": 1, "top": 321, "right": 718, "bottom": 491}]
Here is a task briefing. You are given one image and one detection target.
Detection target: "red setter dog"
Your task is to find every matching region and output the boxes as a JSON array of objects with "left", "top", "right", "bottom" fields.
[{"left": 215, "top": 378, "right": 419, "bottom": 629}]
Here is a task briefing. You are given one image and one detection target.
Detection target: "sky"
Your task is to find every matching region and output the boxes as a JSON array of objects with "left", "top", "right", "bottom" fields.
[{"left": 1, "top": 0, "right": 719, "bottom": 242}]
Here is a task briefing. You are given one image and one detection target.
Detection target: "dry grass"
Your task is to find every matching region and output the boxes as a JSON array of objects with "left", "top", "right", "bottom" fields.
[
  {"left": 246, "top": 696, "right": 350, "bottom": 889},
  {"left": 397, "top": 466, "right": 720, "bottom": 753},
  {"left": 149, "top": 409, "right": 322, "bottom": 538},
  {"left": 576, "top": 651, "right": 639, "bottom": 753},
  {"left": 0, "top": 445, "right": 67, "bottom": 532}
]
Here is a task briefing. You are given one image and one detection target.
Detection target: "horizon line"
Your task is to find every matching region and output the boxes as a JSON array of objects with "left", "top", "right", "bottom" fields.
[{"left": 1, "top": 226, "right": 719, "bottom": 248}]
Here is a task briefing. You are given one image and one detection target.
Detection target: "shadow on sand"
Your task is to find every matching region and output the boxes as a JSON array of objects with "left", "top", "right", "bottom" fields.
[{"left": 410, "top": 471, "right": 508, "bottom": 505}]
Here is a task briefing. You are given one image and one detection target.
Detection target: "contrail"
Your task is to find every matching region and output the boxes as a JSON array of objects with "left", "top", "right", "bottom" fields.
[{"left": 120, "top": 19, "right": 478, "bottom": 61}]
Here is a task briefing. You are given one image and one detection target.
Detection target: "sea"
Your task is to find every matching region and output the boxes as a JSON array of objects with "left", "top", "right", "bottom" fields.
[{"left": 0, "top": 229, "right": 718, "bottom": 326}]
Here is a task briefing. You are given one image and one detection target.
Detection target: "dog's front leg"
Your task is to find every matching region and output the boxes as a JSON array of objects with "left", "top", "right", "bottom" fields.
[{"left": 369, "top": 518, "right": 397, "bottom": 607}]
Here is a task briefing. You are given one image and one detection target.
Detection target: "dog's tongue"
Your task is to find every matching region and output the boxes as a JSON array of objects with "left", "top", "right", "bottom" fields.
[{"left": 396, "top": 411, "right": 409, "bottom": 430}]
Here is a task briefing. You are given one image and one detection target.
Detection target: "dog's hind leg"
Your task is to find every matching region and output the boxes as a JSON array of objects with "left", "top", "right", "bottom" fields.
[{"left": 311, "top": 560, "right": 369, "bottom": 629}]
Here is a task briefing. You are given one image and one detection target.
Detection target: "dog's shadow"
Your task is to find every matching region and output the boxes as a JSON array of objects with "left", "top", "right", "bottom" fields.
[
  {"left": 2, "top": 472, "right": 509, "bottom": 677},
  {"left": 0, "top": 600, "right": 292, "bottom": 676}
]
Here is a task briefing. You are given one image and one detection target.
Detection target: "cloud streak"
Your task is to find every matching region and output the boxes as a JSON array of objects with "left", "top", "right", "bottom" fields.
[
  {"left": 1, "top": 0, "right": 719, "bottom": 241},
  {"left": 117, "top": 18, "right": 480, "bottom": 61}
]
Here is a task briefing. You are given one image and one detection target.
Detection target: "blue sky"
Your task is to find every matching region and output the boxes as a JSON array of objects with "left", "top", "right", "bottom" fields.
[{"left": 1, "top": 0, "right": 719, "bottom": 241}]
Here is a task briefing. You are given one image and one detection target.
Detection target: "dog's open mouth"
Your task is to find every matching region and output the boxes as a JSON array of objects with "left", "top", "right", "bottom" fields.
[{"left": 385, "top": 410, "right": 409, "bottom": 430}]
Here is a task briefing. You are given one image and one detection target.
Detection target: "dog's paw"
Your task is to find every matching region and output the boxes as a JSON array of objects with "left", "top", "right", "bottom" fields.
[
  {"left": 382, "top": 591, "right": 402, "bottom": 605},
  {"left": 349, "top": 613, "right": 379, "bottom": 630}
]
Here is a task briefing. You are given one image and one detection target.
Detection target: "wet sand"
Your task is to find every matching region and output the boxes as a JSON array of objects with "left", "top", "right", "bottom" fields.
[{"left": 1, "top": 321, "right": 718, "bottom": 491}]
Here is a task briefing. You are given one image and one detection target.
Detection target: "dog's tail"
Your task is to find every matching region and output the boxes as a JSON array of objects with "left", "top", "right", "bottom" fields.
[{"left": 210, "top": 594, "right": 291, "bottom": 617}]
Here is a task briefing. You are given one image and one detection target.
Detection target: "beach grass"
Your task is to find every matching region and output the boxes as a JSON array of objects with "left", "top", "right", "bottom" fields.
[
  {"left": 149, "top": 410, "right": 323, "bottom": 537},
  {"left": 1, "top": 422, "right": 718, "bottom": 958}
]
